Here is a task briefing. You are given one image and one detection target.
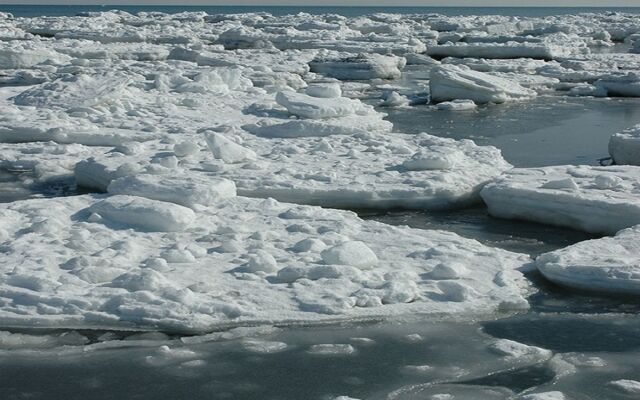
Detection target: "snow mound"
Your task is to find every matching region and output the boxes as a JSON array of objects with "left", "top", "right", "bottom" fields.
[
  {"left": 12, "top": 73, "right": 133, "bottom": 109},
  {"left": 275, "top": 91, "right": 370, "bottom": 119},
  {"left": 88, "top": 195, "right": 196, "bottom": 232},
  {"left": 107, "top": 174, "right": 237, "bottom": 208},
  {"left": 536, "top": 225, "right": 640, "bottom": 295},
  {"left": 430, "top": 65, "right": 536, "bottom": 104},
  {"left": 0, "top": 194, "right": 531, "bottom": 333},
  {"left": 481, "top": 165, "right": 640, "bottom": 234}
]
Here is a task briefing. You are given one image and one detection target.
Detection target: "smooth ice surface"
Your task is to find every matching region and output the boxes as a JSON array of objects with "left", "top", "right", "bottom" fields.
[
  {"left": 0, "top": 193, "right": 531, "bottom": 333},
  {"left": 536, "top": 225, "right": 640, "bottom": 295},
  {"left": 481, "top": 165, "right": 640, "bottom": 235}
]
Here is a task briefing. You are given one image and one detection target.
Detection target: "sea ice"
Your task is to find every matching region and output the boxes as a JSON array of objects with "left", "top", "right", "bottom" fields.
[
  {"left": 429, "top": 65, "right": 536, "bottom": 104},
  {"left": 309, "top": 53, "right": 406, "bottom": 80},
  {"left": 609, "top": 124, "right": 640, "bottom": 166},
  {"left": 0, "top": 192, "right": 531, "bottom": 332},
  {"left": 536, "top": 225, "right": 640, "bottom": 295},
  {"left": 481, "top": 165, "right": 640, "bottom": 234}
]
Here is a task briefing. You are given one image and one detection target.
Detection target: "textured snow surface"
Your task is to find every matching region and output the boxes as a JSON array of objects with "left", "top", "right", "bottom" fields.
[
  {"left": 1, "top": 9, "right": 640, "bottom": 331},
  {"left": 481, "top": 165, "right": 640, "bottom": 235},
  {"left": 536, "top": 225, "right": 640, "bottom": 295},
  {"left": 0, "top": 194, "right": 531, "bottom": 332}
]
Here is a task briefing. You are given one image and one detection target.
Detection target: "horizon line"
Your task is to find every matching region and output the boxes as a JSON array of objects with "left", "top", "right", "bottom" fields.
[{"left": 1, "top": 3, "right": 639, "bottom": 7}]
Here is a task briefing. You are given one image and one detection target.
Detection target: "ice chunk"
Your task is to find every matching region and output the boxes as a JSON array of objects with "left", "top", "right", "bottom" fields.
[
  {"left": 108, "top": 174, "right": 236, "bottom": 208},
  {"left": 309, "top": 53, "right": 406, "bottom": 80},
  {"left": 609, "top": 379, "right": 640, "bottom": 394},
  {"left": 89, "top": 195, "right": 196, "bottom": 232},
  {"left": 536, "top": 225, "right": 640, "bottom": 295},
  {"left": 308, "top": 344, "right": 356, "bottom": 355},
  {"left": 306, "top": 83, "right": 342, "bottom": 98},
  {"left": 427, "top": 42, "right": 571, "bottom": 60},
  {"left": 517, "top": 392, "right": 567, "bottom": 400},
  {"left": 216, "top": 133, "right": 511, "bottom": 210},
  {"left": 204, "top": 131, "right": 258, "bottom": 164},
  {"left": 380, "top": 91, "right": 410, "bottom": 107},
  {"left": 481, "top": 165, "right": 640, "bottom": 234},
  {"left": 609, "top": 124, "right": 640, "bottom": 165},
  {"left": 0, "top": 44, "right": 69, "bottom": 69},
  {"left": 436, "top": 99, "right": 477, "bottom": 111},
  {"left": 430, "top": 65, "right": 536, "bottom": 104},
  {"left": 275, "top": 91, "right": 365, "bottom": 119}
]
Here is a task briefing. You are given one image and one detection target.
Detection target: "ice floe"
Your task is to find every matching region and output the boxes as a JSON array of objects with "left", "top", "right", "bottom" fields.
[
  {"left": 0, "top": 191, "right": 531, "bottom": 332},
  {"left": 481, "top": 165, "right": 640, "bottom": 235},
  {"left": 609, "top": 124, "right": 640, "bottom": 166},
  {"left": 430, "top": 65, "right": 537, "bottom": 104},
  {"left": 536, "top": 225, "right": 640, "bottom": 295}
]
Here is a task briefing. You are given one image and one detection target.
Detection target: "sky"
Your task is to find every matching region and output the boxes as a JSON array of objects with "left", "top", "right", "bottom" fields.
[{"left": 2, "top": 0, "right": 640, "bottom": 6}]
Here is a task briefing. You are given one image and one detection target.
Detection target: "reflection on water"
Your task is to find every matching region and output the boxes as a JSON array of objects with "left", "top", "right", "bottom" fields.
[
  {"left": 2, "top": 314, "right": 640, "bottom": 400},
  {"left": 359, "top": 207, "right": 594, "bottom": 257},
  {"left": 384, "top": 96, "right": 640, "bottom": 168}
]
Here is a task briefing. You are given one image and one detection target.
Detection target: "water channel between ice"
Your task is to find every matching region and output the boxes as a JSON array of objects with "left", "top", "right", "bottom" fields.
[{"left": 2, "top": 95, "right": 640, "bottom": 400}]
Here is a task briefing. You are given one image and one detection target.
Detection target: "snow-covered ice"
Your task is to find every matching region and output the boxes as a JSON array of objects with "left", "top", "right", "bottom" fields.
[
  {"left": 0, "top": 6, "right": 639, "bottom": 365},
  {"left": 481, "top": 165, "right": 640, "bottom": 235},
  {"left": 430, "top": 65, "right": 537, "bottom": 104},
  {"left": 0, "top": 190, "right": 531, "bottom": 332},
  {"left": 536, "top": 225, "right": 640, "bottom": 295},
  {"left": 609, "top": 124, "right": 640, "bottom": 166}
]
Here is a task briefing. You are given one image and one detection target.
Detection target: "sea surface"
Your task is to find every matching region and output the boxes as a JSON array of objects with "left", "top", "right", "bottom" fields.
[
  {"left": 1, "top": 5, "right": 640, "bottom": 18},
  {"left": 2, "top": 6, "right": 640, "bottom": 400}
]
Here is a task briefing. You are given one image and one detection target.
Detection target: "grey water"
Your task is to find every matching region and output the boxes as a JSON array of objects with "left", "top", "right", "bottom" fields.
[
  {"left": 2, "top": 5, "right": 640, "bottom": 18},
  {"left": 3, "top": 314, "right": 640, "bottom": 400},
  {"left": 360, "top": 95, "right": 640, "bottom": 256}
]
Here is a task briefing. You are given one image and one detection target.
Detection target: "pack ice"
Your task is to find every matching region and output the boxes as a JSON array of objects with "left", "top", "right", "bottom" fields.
[
  {"left": 0, "top": 188, "right": 531, "bottom": 333},
  {"left": 1, "top": 8, "right": 640, "bottom": 332}
]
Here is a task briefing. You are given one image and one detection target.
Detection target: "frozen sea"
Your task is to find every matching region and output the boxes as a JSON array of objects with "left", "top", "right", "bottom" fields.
[
  {"left": 3, "top": 82, "right": 640, "bottom": 400},
  {"left": 2, "top": 5, "right": 640, "bottom": 18},
  {"left": 2, "top": 5, "right": 640, "bottom": 400}
]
